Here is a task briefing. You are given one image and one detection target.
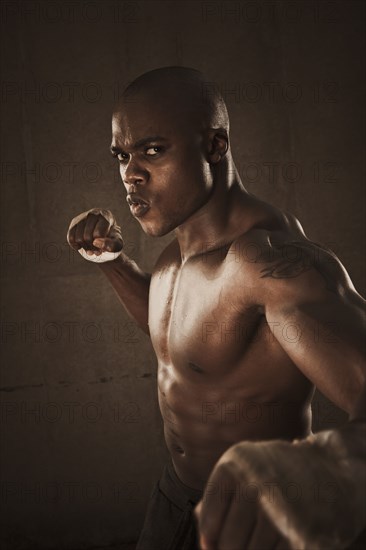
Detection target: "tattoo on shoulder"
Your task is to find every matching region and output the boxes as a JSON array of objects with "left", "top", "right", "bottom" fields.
[
  {"left": 260, "top": 258, "right": 312, "bottom": 279},
  {"left": 259, "top": 241, "right": 339, "bottom": 293}
]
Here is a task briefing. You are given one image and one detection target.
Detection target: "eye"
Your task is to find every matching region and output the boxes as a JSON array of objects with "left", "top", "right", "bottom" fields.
[
  {"left": 117, "top": 152, "right": 129, "bottom": 164},
  {"left": 145, "top": 146, "right": 163, "bottom": 156}
]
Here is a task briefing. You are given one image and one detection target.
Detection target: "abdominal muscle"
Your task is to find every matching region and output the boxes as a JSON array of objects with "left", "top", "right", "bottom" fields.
[{"left": 157, "top": 364, "right": 313, "bottom": 491}]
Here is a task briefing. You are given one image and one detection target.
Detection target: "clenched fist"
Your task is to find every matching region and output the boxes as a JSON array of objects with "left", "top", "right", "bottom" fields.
[
  {"left": 194, "top": 423, "right": 366, "bottom": 550},
  {"left": 67, "top": 208, "right": 124, "bottom": 263}
]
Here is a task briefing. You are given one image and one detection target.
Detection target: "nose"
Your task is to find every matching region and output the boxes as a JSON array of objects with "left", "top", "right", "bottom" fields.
[{"left": 122, "top": 158, "right": 148, "bottom": 188}]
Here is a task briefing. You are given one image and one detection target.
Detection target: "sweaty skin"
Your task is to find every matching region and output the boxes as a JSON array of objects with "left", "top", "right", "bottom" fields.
[
  {"left": 148, "top": 209, "right": 365, "bottom": 489},
  {"left": 67, "top": 67, "right": 366, "bottom": 547}
]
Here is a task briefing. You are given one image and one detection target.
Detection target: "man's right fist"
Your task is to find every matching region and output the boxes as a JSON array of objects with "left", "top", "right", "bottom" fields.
[{"left": 67, "top": 208, "right": 124, "bottom": 263}]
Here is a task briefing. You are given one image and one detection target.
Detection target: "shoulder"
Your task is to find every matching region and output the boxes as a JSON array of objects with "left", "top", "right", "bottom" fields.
[{"left": 230, "top": 214, "right": 360, "bottom": 307}]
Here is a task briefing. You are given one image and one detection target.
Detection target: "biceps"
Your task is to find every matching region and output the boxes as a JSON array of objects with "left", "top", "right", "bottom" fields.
[{"left": 265, "top": 301, "right": 365, "bottom": 412}]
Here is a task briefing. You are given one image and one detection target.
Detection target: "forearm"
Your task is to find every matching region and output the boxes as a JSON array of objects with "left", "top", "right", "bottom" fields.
[{"left": 98, "top": 251, "right": 151, "bottom": 334}]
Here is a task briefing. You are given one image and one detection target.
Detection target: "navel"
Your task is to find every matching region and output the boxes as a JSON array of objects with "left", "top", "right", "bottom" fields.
[
  {"left": 172, "top": 443, "right": 185, "bottom": 455},
  {"left": 188, "top": 362, "right": 204, "bottom": 374}
]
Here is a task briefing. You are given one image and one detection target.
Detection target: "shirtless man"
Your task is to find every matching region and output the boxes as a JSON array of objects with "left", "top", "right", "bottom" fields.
[{"left": 67, "top": 67, "right": 365, "bottom": 549}]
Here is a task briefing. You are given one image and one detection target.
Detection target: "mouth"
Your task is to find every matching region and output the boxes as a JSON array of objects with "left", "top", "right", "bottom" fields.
[{"left": 126, "top": 194, "right": 150, "bottom": 218}]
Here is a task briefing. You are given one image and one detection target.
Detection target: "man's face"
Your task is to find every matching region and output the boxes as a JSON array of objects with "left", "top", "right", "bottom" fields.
[{"left": 111, "top": 95, "right": 213, "bottom": 237}]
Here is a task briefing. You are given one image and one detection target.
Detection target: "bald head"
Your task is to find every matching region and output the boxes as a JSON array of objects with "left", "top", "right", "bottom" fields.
[
  {"left": 110, "top": 67, "right": 235, "bottom": 238},
  {"left": 117, "top": 66, "right": 229, "bottom": 135}
]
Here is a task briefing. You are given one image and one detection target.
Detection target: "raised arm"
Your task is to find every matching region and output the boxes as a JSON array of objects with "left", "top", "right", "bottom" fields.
[
  {"left": 195, "top": 388, "right": 366, "bottom": 550},
  {"left": 67, "top": 208, "right": 151, "bottom": 334},
  {"left": 261, "top": 240, "right": 366, "bottom": 413},
  {"left": 98, "top": 253, "right": 151, "bottom": 334},
  {"left": 195, "top": 235, "right": 366, "bottom": 550}
]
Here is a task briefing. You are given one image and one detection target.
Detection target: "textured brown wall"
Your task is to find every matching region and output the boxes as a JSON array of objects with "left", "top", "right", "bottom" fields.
[{"left": 1, "top": 0, "right": 365, "bottom": 548}]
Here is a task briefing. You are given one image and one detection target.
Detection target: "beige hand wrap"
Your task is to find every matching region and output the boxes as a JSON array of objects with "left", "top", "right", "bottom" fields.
[{"left": 68, "top": 208, "right": 124, "bottom": 263}]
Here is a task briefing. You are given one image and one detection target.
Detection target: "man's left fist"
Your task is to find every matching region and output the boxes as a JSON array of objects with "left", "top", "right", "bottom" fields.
[{"left": 194, "top": 427, "right": 366, "bottom": 550}]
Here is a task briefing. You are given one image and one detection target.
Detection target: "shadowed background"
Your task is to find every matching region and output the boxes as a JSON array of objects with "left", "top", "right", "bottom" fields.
[{"left": 1, "top": 0, "right": 365, "bottom": 548}]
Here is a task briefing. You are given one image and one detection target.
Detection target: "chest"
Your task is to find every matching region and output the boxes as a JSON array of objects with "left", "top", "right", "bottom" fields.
[{"left": 148, "top": 258, "right": 262, "bottom": 371}]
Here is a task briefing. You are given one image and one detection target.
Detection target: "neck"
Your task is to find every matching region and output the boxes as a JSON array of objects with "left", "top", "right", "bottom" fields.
[{"left": 174, "top": 157, "right": 255, "bottom": 263}]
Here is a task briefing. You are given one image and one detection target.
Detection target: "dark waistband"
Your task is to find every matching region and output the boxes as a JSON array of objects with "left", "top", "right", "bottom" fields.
[{"left": 158, "top": 458, "right": 204, "bottom": 510}]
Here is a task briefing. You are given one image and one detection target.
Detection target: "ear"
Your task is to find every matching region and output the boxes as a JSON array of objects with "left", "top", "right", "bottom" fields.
[{"left": 207, "top": 129, "right": 229, "bottom": 164}]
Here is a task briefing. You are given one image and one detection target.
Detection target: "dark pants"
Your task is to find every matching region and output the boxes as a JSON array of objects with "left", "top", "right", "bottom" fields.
[{"left": 136, "top": 459, "right": 203, "bottom": 550}]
